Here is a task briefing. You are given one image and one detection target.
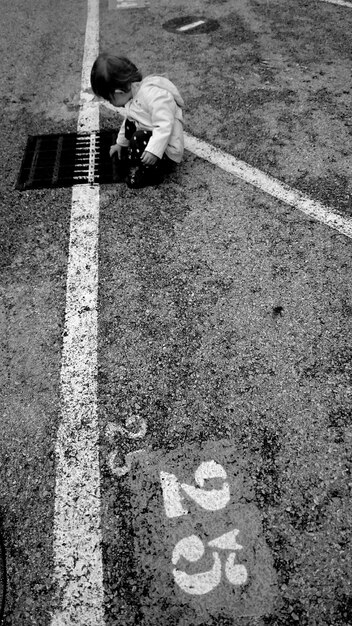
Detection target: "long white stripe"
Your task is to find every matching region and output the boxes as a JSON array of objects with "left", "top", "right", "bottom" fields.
[
  {"left": 51, "top": 0, "right": 105, "bottom": 623},
  {"left": 320, "top": 0, "right": 352, "bottom": 8},
  {"left": 184, "top": 133, "right": 352, "bottom": 239}
]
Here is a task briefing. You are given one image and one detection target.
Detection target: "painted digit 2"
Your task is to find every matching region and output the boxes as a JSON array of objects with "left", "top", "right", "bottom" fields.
[
  {"left": 160, "top": 460, "right": 230, "bottom": 517},
  {"left": 160, "top": 461, "right": 248, "bottom": 595}
]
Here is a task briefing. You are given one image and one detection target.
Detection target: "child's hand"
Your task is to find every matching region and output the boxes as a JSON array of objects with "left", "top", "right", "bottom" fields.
[
  {"left": 141, "top": 150, "right": 158, "bottom": 166},
  {"left": 109, "top": 144, "right": 122, "bottom": 159}
]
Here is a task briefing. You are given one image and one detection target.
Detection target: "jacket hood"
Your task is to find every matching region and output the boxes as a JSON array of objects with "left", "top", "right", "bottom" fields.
[{"left": 142, "top": 75, "right": 184, "bottom": 108}]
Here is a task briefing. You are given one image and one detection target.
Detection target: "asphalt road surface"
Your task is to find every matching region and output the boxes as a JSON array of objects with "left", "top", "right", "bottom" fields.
[{"left": 1, "top": 0, "right": 352, "bottom": 624}]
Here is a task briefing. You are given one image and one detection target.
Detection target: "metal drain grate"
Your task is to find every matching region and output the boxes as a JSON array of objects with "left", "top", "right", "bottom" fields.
[{"left": 16, "top": 130, "right": 122, "bottom": 191}]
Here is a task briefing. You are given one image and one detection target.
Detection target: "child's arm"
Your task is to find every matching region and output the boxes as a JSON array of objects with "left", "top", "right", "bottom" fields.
[
  {"left": 116, "top": 119, "right": 130, "bottom": 146},
  {"left": 109, "top": 144, "right": 123, "bottom": 158},
  {"left": 143, "top": 87, "right": 177, "bottom": 159},
  {"left": 109, "top": 119, "right": 130, "bottom": 159},
  {"left": 109, "top": 119, "right": 130, "bottom": 158},
  {"left": 141, "top": 151, "right": 158, "bottom": 165}
]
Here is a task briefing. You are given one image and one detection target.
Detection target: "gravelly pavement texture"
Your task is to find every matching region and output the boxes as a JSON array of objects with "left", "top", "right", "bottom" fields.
[
  {"left": 101, "top": 0, "right": 352, "bottom": 215},
  {"left": 1, "top": 0, "right": 352, "bottom": 624},
  {"left": 98, "top": 161, "right": 352, "bottom": 625}
]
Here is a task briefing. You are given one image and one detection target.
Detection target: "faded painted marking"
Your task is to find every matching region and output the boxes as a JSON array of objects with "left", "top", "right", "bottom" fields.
[
  {"left": 106, "top": 416, "right": 147, "bottom": 440},
  {"left": 177, "top": 20, "right": 206, "bottom": 31},
  {"left": 184, "top": 133, "right": 352, "bottom": 240},
  {"left": 51, "top": 0, "right": 105, "bottom": 623},
  {"left": 320, "top": 0, "right": 352, "bottom": 7},
  {"left": 108, "top": 449, "right": 147, "bottom": 477}
]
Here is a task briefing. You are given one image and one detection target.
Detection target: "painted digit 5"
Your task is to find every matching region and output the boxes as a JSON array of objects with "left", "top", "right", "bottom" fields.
[
  {"left": 172, "top": 530, "right": 248, "bottom": 595},
  {"left": 172, "top": 535, "right": 222, "bottom": 595}
]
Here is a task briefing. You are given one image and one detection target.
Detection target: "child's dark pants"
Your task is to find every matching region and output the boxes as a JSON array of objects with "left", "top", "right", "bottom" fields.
[{"left": 123, "top": 120, "right": 175, "bottom": 188}]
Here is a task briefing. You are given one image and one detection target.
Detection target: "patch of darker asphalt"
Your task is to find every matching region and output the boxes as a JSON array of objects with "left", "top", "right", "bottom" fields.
[
  {"left": 253, "top": 0, "right": 352, "bottom": 64},
  {"left": 292, "top": 171, "right": 352, "bottom": 217},
  {"left": 328, "top": 406, "right": 352, "bottom": 444},
  {"left": 102, "top": 440, "right": 277, "bottom": 625}
]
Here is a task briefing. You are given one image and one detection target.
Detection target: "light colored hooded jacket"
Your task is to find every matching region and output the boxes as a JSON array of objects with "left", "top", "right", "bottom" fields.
[{"left": 116, "top": 75, "right": 184, "bottom": 163}]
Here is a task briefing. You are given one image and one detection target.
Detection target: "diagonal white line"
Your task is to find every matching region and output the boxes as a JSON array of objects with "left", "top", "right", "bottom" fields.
[
  {"left": 184, "top": 133, "right": 352, "bottom": 240},
  {"left": 320, "top": 0, "right": 352, "bottom": 8},
  {"left": 105, "top": 101, "right": 352, "bottom": 240},
  {"left": 51, "top": 0, "right": 105, "bottom": 624}
]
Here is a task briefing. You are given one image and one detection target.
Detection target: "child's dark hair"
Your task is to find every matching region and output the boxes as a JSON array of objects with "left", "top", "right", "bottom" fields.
[{"left": 90, "top": 53, "right": 143, "bottom": 101}]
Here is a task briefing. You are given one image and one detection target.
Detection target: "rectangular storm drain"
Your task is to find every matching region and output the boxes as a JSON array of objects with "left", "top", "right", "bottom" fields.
[{"left": 16, "top": 130, "right": 121, "bottom": 191}]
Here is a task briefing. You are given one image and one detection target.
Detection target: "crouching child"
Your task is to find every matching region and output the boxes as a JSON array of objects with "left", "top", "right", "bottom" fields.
[{"left": 90, "top": 53, "right": 184, "bottom": 189}]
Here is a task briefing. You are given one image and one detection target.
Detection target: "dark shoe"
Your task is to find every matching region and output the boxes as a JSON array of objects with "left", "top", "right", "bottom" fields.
[
  {"left": 126, "top": 166, "right": 145, "bottom": 189},
  {"left": 111, "top": 153, "right": 129, "bottom": 183},
  {"left": 126, "top": 165, "right": 164, "bottom": 189}
]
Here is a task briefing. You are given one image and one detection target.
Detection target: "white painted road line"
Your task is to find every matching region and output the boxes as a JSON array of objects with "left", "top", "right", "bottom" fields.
[
  {"left": 51, "top": 0, "right": 105, "bottom": 624},
  {"left": 184, "top": 133, "right": 352, "bottom": 240},
  {"left": 105, "top": 102, "right": 352, "bottom": 239},
  {"left": 320, "top": 0, "right": 352, "bottom": 8},
  {"left": 177, "top": 20, "right": 206, "bottom": 31}
]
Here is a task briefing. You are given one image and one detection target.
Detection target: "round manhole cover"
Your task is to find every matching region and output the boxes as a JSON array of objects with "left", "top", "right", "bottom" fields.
[{"left": 163, "top": 16, "right": 219, "bottom": 34}]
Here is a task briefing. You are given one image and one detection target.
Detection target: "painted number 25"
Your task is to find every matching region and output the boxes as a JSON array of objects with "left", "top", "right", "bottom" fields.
[{"left": 160, "top": 461, "right": 248, "bottom": 595}]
